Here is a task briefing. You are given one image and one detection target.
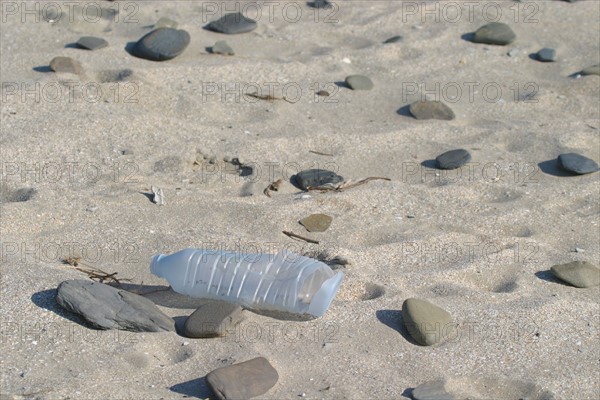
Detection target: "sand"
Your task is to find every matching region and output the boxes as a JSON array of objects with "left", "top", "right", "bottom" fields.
[{"left": 1, "top": 1, "right": 599, "bottom": 399}]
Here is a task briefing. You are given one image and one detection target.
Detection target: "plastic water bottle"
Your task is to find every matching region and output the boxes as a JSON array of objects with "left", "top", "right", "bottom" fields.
[{"left": 150, "top": 248, "right": 344, "bottom": 318}]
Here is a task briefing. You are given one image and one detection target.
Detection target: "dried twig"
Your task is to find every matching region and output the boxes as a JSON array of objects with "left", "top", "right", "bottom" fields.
[
  {"left": 307, "top": 177, "right": 391, "bottom": 192},
  {"left": 62, "top": 257, "right": 132, "bottom": 288},
  {"left": 282, "top": 230, "right": 320, "bottom": 244},
  {"left": 246, "top": 92, "right": 295, "bottom": 104},
  {"left": 263, "top": 179, "right": 283, "bottom": 198},
  {"left": 309, "top": 150, "right": 334, "bottom": 156}
]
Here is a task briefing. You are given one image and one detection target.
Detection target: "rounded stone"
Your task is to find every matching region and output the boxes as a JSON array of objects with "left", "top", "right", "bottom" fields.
[
  {"left": 206, "top": 12, "right": 257, "bottom": 34},
  {"left": 551, "top": 261, "right": 600, "bottom": 288},
  {"left": 402, "top": 298, "right": 454, "bottom": 346},
  {"left": 49, "top": 57, "right": 82, "bottom": 74},
  {"left": 299, "top": 214, "right": 333, "bottom": 232},
  {"left": 345, "top": 75, "right": 374, "bottom": 90},
  {"left": 557, "top": 153, "right": 599, "bottom": 175},
  {"left": 436, "top": 149, "right": 472, "bottom": 170},
  {"left": 294, "top": 169, "right": 344, "bottom": 190},
  {"left": 472, "top": 22, "right": 516, "bottom": 45},
  {"left": 132, "top": 28, "right": 190, "bottom": 61},
  {"left": 153, "top": 17, "right": 178, "bottom": 29},
  {"left": 581, "top": 65, "right": 600, "bottom": 76},
  {"left": 536, "top": 48, "right": 556, "bottom": 62},
  {"left": 384, "top": 35, "right": 403, "bottom": 44},
  {"left": 183, "top": 301, "right": 243, "bottom": 338},
  {"left": 409, "top": 100, "right": 455, "bottom": 120}
]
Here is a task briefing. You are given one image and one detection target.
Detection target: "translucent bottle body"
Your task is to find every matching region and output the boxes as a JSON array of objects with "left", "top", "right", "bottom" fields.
[{"left": 150, "top": 248, "right": 344, "bottom": 317}]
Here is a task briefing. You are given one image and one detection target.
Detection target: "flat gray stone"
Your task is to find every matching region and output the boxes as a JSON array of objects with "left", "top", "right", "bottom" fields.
[
  {"left": 206, "top": 357, "right": 278, "bottom": 400},
  {"left": 295, "top": 169, "right": 344, "bottom": 190},
  {"left": 76, "top": 36, "right": 108, "bottom": 50},
  {"left": 551, "top": 261, "right": 600, "bottom": 288},
  {"left": 56, "top": 280, "right": 175, "bottom": 332},
  {"left": 436, "top": 149, "right": 471, "bottom": 170},
  {"left": 558, "top": 153, "right": 599, "bottom": 175},
  {"left": 49, "top": 57, "right": 82, "bottom": 74},
  {"left": 536, "top": 47, "right": 556, "bottom": 62},
  {"left": 183, "top": 301, "right": 243, "bottom": 338},
  {"left": 211, "top": 40, "right": 234, "bottom": 55},
  {"left": 132, "top": 28, "right": 190, "bottom": 61},
  {"left": 206, "top": 12, "right": 257, "bottom": 34},
  {"left": 412, "top": 380, "right": 456, "bottom": 400},
  {"left": 402, "top": 298, "right": 454, "bottom": 346},
  {"left": 345, "top": 75, "right": 374, "bottom": 90},
  {"left": 308, "top": 0, "right": 333, "bottom": 9},
  {"left": 409, "top": 100, "right": 455, "bottom": 120},
  {"left": 581, "top": 64, "right": 600, "bottom": 76},
  {"left": 472, "top": 22, "right": 516, "bottom": 45},
  {"left": 153, "top": 17, "right": 178, "bottom": 29},
  {"left": 299, "top": 214, "right": 333, "bottom": 232},
  {"left": 153, "top": 155, "right": 183, "bottom": 173}
]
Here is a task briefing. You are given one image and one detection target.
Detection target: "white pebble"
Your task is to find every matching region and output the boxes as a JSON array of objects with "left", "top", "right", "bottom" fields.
[{"left": 342, "top": 57, "right": 351, "bottom": 64}]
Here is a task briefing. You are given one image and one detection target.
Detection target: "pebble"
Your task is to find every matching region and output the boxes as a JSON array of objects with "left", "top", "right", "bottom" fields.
[
  {"left": 536, "top": 47, "right": 556, "bottom": 62},
  {"left": 308, "top": 0, "right": 333, "bottom": 9},
  {"left": 402, "top": 298, "right": 454, "bottom": 346},
  {"left": 151, "top": 186, "right": 165, "bottom": 206},
  {"left": 551, "top": 261, "right": 600, "bottom": 288},
  {"left": 132, "top": 28, "right": 190, "bottom": 61},
  {"left": 345, "top": 75, "right": 374, "bottom": 90},
  {"left": 295, "top": 169, "right": 344, "bottom": 190},
  {"left": 412, "top": 379, "right": 454, "bottom": 400},
  {"left": 383, "top": 35, "right": 403, "bottom": 44},
  {"left": 557, "top": 153, "right": 599, "bottom": 175},
  {"left": 211, "top": 40, "right": 235, "bottom": 55},
  {"left": 49, "top": 57, "right": 82, "bottom": 74},
  {"left": 316, "top": 90, "right": 330, "bottom": 97},
  {"left": 299, "top": 214, "right": 333, "bottom": 232},
  {"left": 76, "top": 36, "right": 108, "bottom": 50},
  {"left": 409, "top": 100, "right": 455, "bottom": 120},
  {"left": 206, "top": 357, "right": 279, "bottom": 400},
  {"left": 472, "top": 22, "right": 516, "bottom": 45},
  {"left": 206, "top": 12, "right": 257, "bottom": 34},
  {"left": 435, "top": 149, "right": 472, "bottom": 170},
  {"left": 580, "top": 65, "right": 600, "bottom": 76},
  {"left": 56, "top": 280, "right": 175, "bottom": 332},
  {"left": 507, "top": 48, "right": 520, "bottom": 57},
  {"left": 183, "top": 301, "right": 243, "bottom": 338},
  {"left": 153, "top": 17, "right": 178, "bottom": 29}
]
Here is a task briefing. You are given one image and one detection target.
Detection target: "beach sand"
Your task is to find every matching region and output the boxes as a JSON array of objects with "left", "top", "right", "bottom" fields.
[{"left": 1, "top": 1, "right": 599, "bottom": 399}]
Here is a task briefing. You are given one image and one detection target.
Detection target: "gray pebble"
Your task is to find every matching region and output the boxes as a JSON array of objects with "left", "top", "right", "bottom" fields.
[
  {"left": 211, "top": 40, "right": 235, "bottom": 55},
  {"left": 206, "top": 357, "right": 279, "bottom": 400},
  {"left": 132, "top": 28, "right": 190, "bottom": 61},
  {"left": 295, "top": 169, "right": 344, "bottom": 190},
  {"left": 183, "top": 301, "right": 243, "bottom": 338},
  {"left": 49, "top": 57, "right": 82, "bottom": 74},
  {"left": 409, "top": 100, "right": 455, "bottom": 120},
  {"left": 435, "top": 149, "right": 471, "bottom": 170},
  {"left": 76, "top": 36, "right": 108, "bottom": 50},
  {"left": 558, "top": 153, "right": 599, "bottom": 175},
  {"left": 345, "top": 75, "right": 374, "bottom": 90},
  {"left": 472, "top": 22, "right": 516, "bottom": 45},
  {"left": 206, "top": 12, "right": 257, "bottom": 34},
  {"left": 536, "top": 47, "right": 556, "bottom": 62}
]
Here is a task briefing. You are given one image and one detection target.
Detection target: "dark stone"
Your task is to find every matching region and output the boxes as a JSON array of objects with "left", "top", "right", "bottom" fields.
[
  {"left": 383, "top": 35, "right": 403, "bottom": 44},
  {"left": 76, "top": 36, "right": 108, "bottom": 50},
  {"left": 557, "top": 153, "right": 599, "bottom": 175},
  {"left": 49, "top": 57, "right": 82, "bottom": 74},
  {"left": 307, "top": 0, "right": 333, "bottom": 9},
  {"left": 580, "top": 65, "right": 600, "bottom": 76},
  {"left": 183, "top": 301, "right": 243, "bottom": 338},
  {"left": 206, "top": 357, "right": 278, "bottom": 400},
  {"left": 409, "top": 100, "right": 455, "bottom": 120},
  {"left": 206, "top": 13, "right": 257, "bottom": 34},
  {"left": 294, "top": 169, "right": 344, "bottom": 190},
  {"left": 436, "top": 149, "right": 472, "bottom": 170},
  {"left": 56, "top": 280, "right": 175, "bottom": 332},
  {"left": 132, "top": 28, "right": 190, "bottom": 61},
  {"left": 472, "top": 22, "right": 516, "bottom": 45},
  {"left": 536, "top": 48, "right": 556, "bottom": 62}
]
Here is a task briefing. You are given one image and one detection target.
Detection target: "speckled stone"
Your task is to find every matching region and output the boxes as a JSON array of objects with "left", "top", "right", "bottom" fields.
[
  {"left": 402, "top": 298, "right": 454, "bottom": 346},
  {"left": 551, "top": 261, "right": 600, "bottom": 288},
  {"left": 472, "top": 22, "right": 516, "bottom": 45}
]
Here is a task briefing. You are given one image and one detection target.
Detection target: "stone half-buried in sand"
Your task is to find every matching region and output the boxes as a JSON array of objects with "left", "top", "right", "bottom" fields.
[
  {"left": 401, "top": 298, "right": 455, "bottom": 346},
  {"left": 206, "top": 357, "right": 278, "bottom": 400}
]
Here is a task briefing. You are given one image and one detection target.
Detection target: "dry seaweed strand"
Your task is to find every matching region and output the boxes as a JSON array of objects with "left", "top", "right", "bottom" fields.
[
  {"left": 246, "top": 92, "right": 295, "bottom": 104},
  {"left": 282, "top": 230, "right": 320, "bottom": 244},
  {"left": 63, "top": 257, "right": 132, "bottom": 288},
  {"left": 307, "top": 177, "right": 391, "bottom": 192},
  {"left": 263, "top": 179, "right": 283, "bottom": 198},
  {"left": 309, "top": 150, "right": 334, "bottom": 156}
]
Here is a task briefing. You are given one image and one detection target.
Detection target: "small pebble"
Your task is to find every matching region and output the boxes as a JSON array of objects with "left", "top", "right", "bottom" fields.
[
  {"left": 345, "top": 75, "right": 374, "bottom": 90},
  {"left": 409, "top": 100, "right": 455, "bottom": 120},
  {"left": 299, "top": 214, "right": 333, "bottom": 232},
  {"left": 211, "top": 40, "right": 234, "bottom": 55},
  {"left": 206, "top": 357, "right": 279, "bottom": 400},
  {"left": 472, "top": 22, "right": 516, "bottom": 45},
  {"left": 383, "top": 35, "right": 403, "bottom": 44},
  {"left": 49, "top": 57, "right": 82, "bottom": 74},
  {"left": 551, "top": 261, "right": 600, "bottom": 288},
  {"left": 536, "top": 47, "right": 556, "bottom": 62},
  {"left": 295, "top": 169, "right": 344, "bottom": 190},
  {"left": 435, "top": 149, "right": 471, "bottom": 170},
  {"left": 76, "top": 36, "right": 108, "bottom": 50},
  {"left": 132, "top": 28, "right": 190, "bottom": 61},
  {"left": 153, "top": 17, "right": 178, "bottom": 29},
  {"left": 206, "top": 12, "right": 257, "bottom": 34}
]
